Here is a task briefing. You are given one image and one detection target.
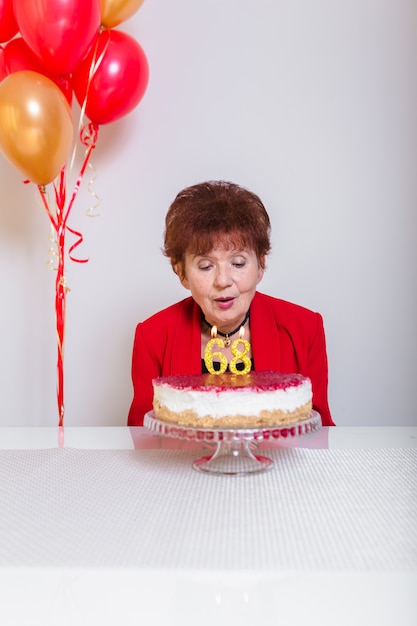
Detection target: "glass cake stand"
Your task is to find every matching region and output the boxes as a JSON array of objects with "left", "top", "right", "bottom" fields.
[{"left": 144, "top": 410, "right": 321, "bottom": 476}]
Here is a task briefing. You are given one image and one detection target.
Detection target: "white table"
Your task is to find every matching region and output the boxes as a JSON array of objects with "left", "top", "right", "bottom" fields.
[{"left": 0, "top": 426, "right": 416, "bottom": 626}]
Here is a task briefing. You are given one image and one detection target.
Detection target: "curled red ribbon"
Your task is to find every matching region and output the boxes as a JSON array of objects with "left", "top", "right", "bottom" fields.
[
  {"left": 35, "top": 122, "right": 100, "bottom": 426},
  {"left": 80, "top": 121, "right": 99, "bottom": 147}
]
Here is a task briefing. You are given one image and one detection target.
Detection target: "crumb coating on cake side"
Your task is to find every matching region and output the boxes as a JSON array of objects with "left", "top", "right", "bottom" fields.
[
  {"left": 152, "top": 370, "right": 313, "bottom": 428},
  {"left": 152, "top": 402, "right": 313, "bottom": 428}
]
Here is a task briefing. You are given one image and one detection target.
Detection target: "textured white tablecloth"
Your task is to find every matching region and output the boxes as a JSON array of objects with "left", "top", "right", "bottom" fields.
[{"left": 1, "top": 446, "right": 416, "bottom": 571}]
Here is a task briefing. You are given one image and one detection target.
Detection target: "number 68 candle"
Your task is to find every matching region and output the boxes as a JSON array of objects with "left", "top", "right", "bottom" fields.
[{"left": 204, "top": 325, "right": 252, "bottom": 375}]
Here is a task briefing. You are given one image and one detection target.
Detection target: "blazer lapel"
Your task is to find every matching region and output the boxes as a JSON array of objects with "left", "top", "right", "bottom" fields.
[
  {"left": 170, "top": 298, "right": 202, "bottom": 375},
  {"left": 250, "top": 292, "right": 282, "bottom": 371}
]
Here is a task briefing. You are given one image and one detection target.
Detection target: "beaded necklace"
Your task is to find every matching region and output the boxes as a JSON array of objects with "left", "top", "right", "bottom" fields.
[{"left": 202, "top": 309, "right": 250, "bottom": 346}]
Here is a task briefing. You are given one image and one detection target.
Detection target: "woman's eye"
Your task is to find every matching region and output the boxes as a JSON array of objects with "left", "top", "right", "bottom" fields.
[{"left": 233, "top": 261, "right": 245, "bottom": 268}]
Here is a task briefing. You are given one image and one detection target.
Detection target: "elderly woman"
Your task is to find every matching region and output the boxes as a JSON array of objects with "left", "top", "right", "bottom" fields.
[{"left": 128, "top": 180, "right": 334, "bottom": 426}]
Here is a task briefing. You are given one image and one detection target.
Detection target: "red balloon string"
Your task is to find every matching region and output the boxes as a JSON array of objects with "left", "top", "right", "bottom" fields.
[
  {"left": 64, "top": 123, "right": 99, "bottom": 225},
  {"left": 53, "top": 170, "right": 67, "bottom": 427},
  {"left": 67, "top": 225, "right": 89, "bottom": 263},
  {"left": 37, "top": 186, "right": 58, "bottom": 231},
  {"left": 36, "top": 122, "right": 99, "bottom": 426}
]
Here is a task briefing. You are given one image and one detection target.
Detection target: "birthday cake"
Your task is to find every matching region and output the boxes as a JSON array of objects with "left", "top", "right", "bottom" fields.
[{"left": 152, "top": 370, "right": 313, "bottom": 428}]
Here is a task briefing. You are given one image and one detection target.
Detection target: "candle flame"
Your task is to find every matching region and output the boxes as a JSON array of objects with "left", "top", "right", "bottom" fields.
[
  {"left": 239, "top": 326, "right": 245, "bottom": 339},
  {"left": 211, "top": 325, "right": 217, "bottom": 338}
]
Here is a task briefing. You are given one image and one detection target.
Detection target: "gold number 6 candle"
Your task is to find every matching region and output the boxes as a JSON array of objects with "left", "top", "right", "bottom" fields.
[{"left": 204, "top": 326, "right": 228, "bottom": 374}]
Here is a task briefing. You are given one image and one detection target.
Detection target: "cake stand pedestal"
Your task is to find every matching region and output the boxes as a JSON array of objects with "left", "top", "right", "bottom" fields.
[{"left": 144, "top": 411, "right": 321, "bottom": 476}]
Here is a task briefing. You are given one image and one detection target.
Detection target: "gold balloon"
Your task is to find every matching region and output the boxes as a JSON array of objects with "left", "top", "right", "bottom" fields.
[
  {"left": 100, "top": 0, "right": 145, "bottom": 28},
  {"left": 0, "top": 71, "right": 73, "bottom": 186}
]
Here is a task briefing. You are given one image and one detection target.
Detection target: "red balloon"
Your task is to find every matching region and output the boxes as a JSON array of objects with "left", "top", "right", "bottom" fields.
[
  {"left": 72, "top": 29, "right": 149, "bottom": 125},
  {"left": 0, "top": 0, "right": 18, "bottom": 43},
  {"left": 0, "top": 45, "right": 7, "bottom": 81},
  {"left": 4, "top": 38, "right": 73, "bottom": 104},
  {"left": 13, "top": 0, "right": 101, "bottom": 75},
  {"left": 4, "top": 38, "right": 47, "bottom": 74}
]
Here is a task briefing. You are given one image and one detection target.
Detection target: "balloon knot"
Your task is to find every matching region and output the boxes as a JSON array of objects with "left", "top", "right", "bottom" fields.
[{"left": 80, "top": 122, "right": 99, "bottom": 147}]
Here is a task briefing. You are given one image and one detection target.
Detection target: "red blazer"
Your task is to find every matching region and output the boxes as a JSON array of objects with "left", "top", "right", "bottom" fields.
[{"left": 128, "top": 291, "right": 334, "bottom": 426}]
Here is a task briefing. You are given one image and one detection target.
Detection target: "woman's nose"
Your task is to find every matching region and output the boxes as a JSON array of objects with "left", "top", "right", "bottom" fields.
[{"left": 214, "top": 266, "right": 232, "bottom": 287}]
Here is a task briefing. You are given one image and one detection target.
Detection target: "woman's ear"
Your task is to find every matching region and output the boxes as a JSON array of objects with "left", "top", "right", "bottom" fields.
[
  {"left": 175, "top": 263, "right": 190, "bottom": 289},
  {"left": 257, "top": 256, "right": 266, "bottom": 284},
  {"left": 257, "top": 268, "right": 265, "bottom": 285},
  {"left": 181, "top": 276, "right": 190, "bottom": 290}
]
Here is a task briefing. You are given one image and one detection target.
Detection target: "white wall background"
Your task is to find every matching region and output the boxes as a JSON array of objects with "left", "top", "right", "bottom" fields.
[{"left": 0, "top": 0, "right": 416, "bottom": 427}]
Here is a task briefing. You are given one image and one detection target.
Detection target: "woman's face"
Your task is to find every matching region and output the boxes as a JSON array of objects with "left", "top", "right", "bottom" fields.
[{"left": 180, "top": 245, "right": 264, "bottom": 333}]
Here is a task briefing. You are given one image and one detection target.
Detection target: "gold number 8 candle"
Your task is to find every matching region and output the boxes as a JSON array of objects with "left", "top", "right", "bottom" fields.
[{"left": 229, "top": 327, "right": 252, "bottom": 374}]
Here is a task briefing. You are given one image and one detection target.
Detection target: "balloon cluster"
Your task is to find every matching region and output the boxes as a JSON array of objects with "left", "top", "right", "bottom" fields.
[
  {"left": 0, "top": 0, "right": 149, "bottom": 184},
  {"left": 0, "top": 0, "right": 149, "bottom": 426}
]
